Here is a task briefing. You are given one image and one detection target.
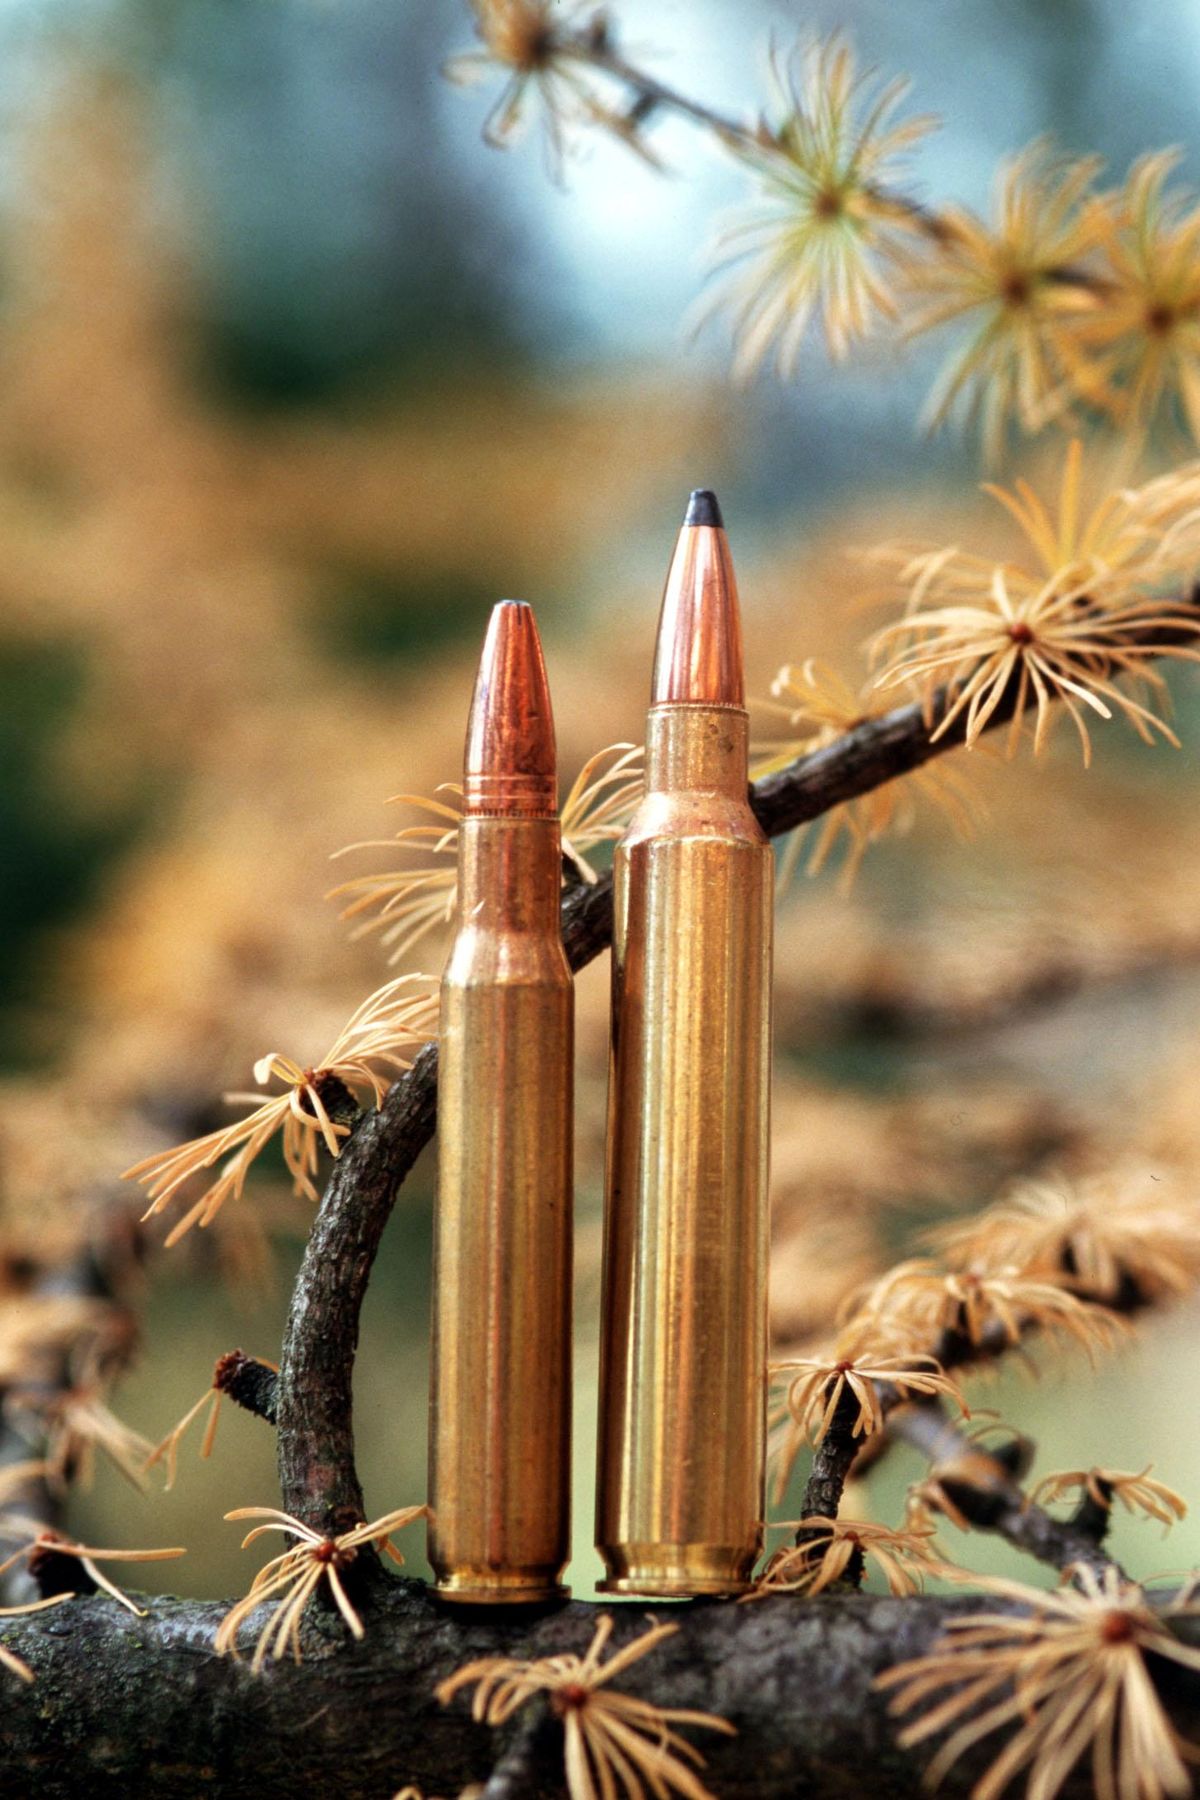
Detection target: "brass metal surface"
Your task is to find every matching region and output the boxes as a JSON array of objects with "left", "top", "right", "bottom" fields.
[
  {"left": 595, "top": 513, "right": 772, "bottom": 1597},
  {"left": 428, "top": 603, "right": 572, "bottom": 1604}
]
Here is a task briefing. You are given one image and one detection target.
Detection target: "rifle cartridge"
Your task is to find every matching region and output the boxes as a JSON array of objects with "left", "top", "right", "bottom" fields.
[
  {"left": 428, "top": 600, "right": 573, "bottom": 1604},
  {"left": 596, "top": 490, "right": 772, "bottom": 1597}
]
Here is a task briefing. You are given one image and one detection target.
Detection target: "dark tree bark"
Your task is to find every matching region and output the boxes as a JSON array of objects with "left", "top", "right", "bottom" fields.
[{"left": 4, "top": 1581, "right": 1198, "bottom": 1800}]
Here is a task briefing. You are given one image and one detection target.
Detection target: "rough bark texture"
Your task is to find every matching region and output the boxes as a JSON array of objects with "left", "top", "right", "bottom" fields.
[
  {"left": 4, "top": 1580, "right": 1198, "bottom": 1800},
  {"left": 277, "top": 1040, "right": 439, "bottom": 1530}
]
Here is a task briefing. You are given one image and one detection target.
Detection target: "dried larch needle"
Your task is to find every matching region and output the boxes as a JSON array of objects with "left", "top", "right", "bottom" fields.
[
  {"left": 445, "top": 1, "right": 639, "bottom": 170},
  {"left": 330, "top": 744, "right": 643, "bottom": 963},
  {"left": 1031, "top": 1466, "right": 1188, "bottom": 1530},
  {"left": 1082, "top": 151, "right": 1200, "bottom": 442},
  {"left": 145, "top": 1350, "right": 278, "bottom": 1490},
  {"left": 880, "top": 1565, "right": 1200, "bottom": 1800},
  {"left": 7, "top": 1379, "right": 155, "bottom": 1494},
  {"left": 752, "top": 659, "right": 978, "bottom": 890},
  {"left": 437, "top": 1612, "right": 736, "bottom": 1800},
  {"left": 847, "top": 1258, "right": 1125, "bottom": 1360},
  {"left": 900, "top": 141, "right": 1103, "bottom": 456},
  {"left": 751, "top": 1515, "right": 940, "bottom": 1598},
  {"left": 926, "top": 1169, "right": 1200, "bottom": 1304},
  {"left": 0, "top": 1521, "right": 184, "bottom": 1617},
  {"left": 215, "top": 1503, "right": 427, "bottom": 1674},
  {"left": 699, "top": 36, "right": 936, "bottom": 375},
  {"left": 870, "top": 442, "right": 1200, "bottom": 763},
  {"left": 123, "top": 975, "right": 437, "bottom": 1242},
  {"left": 768, "top": 1337, "right": 965, "bottom": 1499}
]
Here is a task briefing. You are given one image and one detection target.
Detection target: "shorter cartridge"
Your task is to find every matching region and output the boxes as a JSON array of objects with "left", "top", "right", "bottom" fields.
[{"left": 427, "top": 601, "right": 573, "bottom": 1604}]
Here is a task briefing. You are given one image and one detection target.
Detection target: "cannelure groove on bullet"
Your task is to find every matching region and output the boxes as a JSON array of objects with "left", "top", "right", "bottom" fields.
[
  {"left": 595, "top": 492, "right": 773, "bottom": 1597},
  {"left": 428, "top": 599, "right": 573, "bottom": 1605}
]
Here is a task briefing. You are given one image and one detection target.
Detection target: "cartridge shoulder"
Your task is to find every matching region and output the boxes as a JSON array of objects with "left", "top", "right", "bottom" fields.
[
  {"left": 621, "top": 789, "right": 768, "bottom": 849},
  {"left": 442, "top": 927, "right": 572, "bottom": 989}
]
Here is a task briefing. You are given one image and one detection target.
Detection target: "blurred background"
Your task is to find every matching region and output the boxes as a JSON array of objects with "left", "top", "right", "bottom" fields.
[{"left": 1, "top": 0, "right": 1199, "bottom": 1600}]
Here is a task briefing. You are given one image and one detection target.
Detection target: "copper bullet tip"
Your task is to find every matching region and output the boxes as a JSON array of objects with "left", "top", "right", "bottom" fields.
[
  {"left": 463, "top": 600, "right": 558, "bottom": 816},
  {"left": 651, "top": 494, "right": 745, "bottom": 707}
]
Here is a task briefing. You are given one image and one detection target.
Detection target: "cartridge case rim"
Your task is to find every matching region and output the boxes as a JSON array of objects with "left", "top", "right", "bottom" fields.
[
  {"left": 596, "top": 1577, "right": 752, "bottom": 1598},
  {"left": 433, "top": 1575, "right": 571, "bottom": 1606},
  {"left": 595, "top": 1539, "right": 760, "bottom": 1597}
]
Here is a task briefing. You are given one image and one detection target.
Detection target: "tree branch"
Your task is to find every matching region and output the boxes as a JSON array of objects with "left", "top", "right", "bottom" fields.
[
  {"left": 3, "top": 1578, "right": 1198, "bottom": 1800},
  {"left": 214, "top": 1351, "right": 278, "bottom": 1428},
  {"left": 886, "top": 1400, "right": 1116, "bottom": 1577},
  {"left": 792, "top": 1246, "right": 1171, "bottom": 1577},
  {"left": 276, "top": 1041, "right": 438, "bottom": 1529}
]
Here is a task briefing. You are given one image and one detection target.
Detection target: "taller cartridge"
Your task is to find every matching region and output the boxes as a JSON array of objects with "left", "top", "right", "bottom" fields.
[
  {"left": 595, "top": 490, "right": 772, "bottom": 1597},
  {"left": 428, "top": 600, "right": 573, "bottom": 1604}
]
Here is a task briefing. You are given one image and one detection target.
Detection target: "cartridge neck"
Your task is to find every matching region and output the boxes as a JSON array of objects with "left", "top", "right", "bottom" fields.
[
  {"left": 644, "top": 704, "right": 750, "bottom": 799},
  {"left": 456, "top": 816, "right": 563, "bottom": 933}
]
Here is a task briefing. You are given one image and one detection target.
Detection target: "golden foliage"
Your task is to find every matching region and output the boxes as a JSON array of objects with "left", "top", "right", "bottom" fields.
[
  {"left": 1083, "top": 152, "right": 1200, "bottom": 441},
  {"left": 881, "top": 1565, "right": 1200, "bottom": 1800},
  {"left": 848, "top": 1258, "right": 1125, "bottom": 1360},
  {"left": 753, "top": 659, "right": 979, "bottom": 888},
  {"left": 900, "top": 143, "right": 1103, "bottom": 455},
  {"left": 1031, "top": 1466, "right": 1188, "bottom": 1529},
  {"left": 927, "top": 1168, "right": 1200, "bottom": 1304},
  {"left": 445, "top": 1, "right": 649, "bottom": 167},
  {"left": 124, "top": 975, "right": 437, "bottom": 1243},
  {"left": 769, "top": 1340, "right": 964, "bottom": 1498},
  {"left": 437, "top": 1613, "right": 736, "bottom": 1800},
  {"left": 752, "top": 1515, "right": 939, "bottom": 1598},
  {"left": 701, "top": 37, "right": 935, "bottom": 373},
  {"left": 871, "top": 443, "right": 1200, "bottom": 762},
  {"left": 8, "top": 1382, "right": 155, "bottom": 1494},
  {"left": 215, "top": 1504, "right": 427, "bottom": 1674},
  {"left": 331, "top": 744, "right": 642, "bottom": 964}
]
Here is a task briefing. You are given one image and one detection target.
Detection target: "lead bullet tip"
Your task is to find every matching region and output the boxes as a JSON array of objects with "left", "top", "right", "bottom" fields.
[
  {"left": 652, "top": 498, "right": 745, "bottom": 707},
  {"left": 684, "top": 488, "right": 724, "bottom": 529},
  {"left": 463, "top": 601, "right": 558, "bottom": 816}
]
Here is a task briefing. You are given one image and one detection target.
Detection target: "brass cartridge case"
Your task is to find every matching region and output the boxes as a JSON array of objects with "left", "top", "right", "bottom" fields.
[
  {"left": 428, "top": 602, "right": 573, "bottom": 1605},
  {"left": 595, "top": 494, "right": 772, "bottom": 1597}
]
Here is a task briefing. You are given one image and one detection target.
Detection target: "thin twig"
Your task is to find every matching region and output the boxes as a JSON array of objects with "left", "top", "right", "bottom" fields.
[
  {"left": 797, "top": 1228, "right": 1173, "bottom": 1574},
  {"left": 887, "top": 1401, "right": 1116, "bottom": 1577},
  {"left": 799, "top": 1388, "right": 862, "bottom": 1527},
  {"left": 560, "top": 28, "right": 1109, "bottom": 283},
  {"left": 568, "top": 36, "right": 752, "bottom": 145},
  {"left": 276, "top": 1043, "right": 439, "bottom": 1531},
  {"left": 215, "top": 1350, "right": 278, "bottom": 1427}
]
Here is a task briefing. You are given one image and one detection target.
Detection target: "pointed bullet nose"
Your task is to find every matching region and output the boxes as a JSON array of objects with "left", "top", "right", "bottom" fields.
[
  {"left": 683, "top": 488, "right": 724, "bottom": 528},
  {"left": 651, "top": 492, "right": 745, "bottom": 706},
  {"left": 463, "top": 601, "right": 558, "bottom": 816}
]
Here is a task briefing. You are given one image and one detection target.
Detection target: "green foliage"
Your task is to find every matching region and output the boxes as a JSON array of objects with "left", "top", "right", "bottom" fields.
[
  {"left": 0, "top": 639, "right": 150, "bottom": 1067},
  {"left": 311, "top": 564, "right": 496, "bottom": 669}
]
